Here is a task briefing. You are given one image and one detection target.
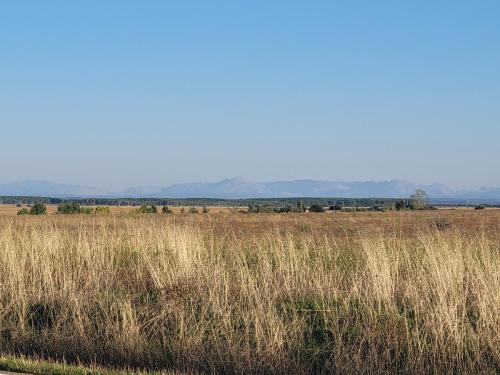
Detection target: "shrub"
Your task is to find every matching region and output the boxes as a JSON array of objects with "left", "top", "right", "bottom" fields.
[
  {"left": 474, "top": 205, "right": 485, "bottom": 210},
  {"left": 296, "top": 201, "right": 306, "bottom": 213},
  {"left": 162, "top": 205, "right": 173, "bottom": 214},
  {"left": 329, "top": 205, "right": 343, "bottom": 211},
  {"left": 274, "top": 206, "right": 288, "bottom": 213},
  {"left": 395, "top": 200, "right": 405, "bottom": 211},
  {"left": 188, "top": 207, "right": 198, "bottom": 214},
  {"left": 17, "top": 208, "right": 30, "bottom": 216},
  {"left": 202, "top": 206, "right": 209, "bottom": 214},
  {"left": 57, "top": 202, "right": 81, "bottom": 214},
  {"left": 137, "top": 205, "right": 157, "bottom": 214},
  {"left": 30, "top": 203, "right": 47, "bottom": 215},
  {"left": 308, "top": 204, "right": 325, "bottom": 213},
  {"left": 180, "top": 207, "right": 186, "bottom": 214},
  {"left": 248, "top": 205, "right": 281, "bottom": 213},
  {"left": 80, "top": 207, "right": 93, "bottom": 214}
]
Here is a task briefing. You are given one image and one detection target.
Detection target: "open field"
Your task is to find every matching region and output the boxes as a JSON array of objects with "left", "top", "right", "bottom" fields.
[{"left": 0, "top": 209, "right": 499, "bottom": 374}]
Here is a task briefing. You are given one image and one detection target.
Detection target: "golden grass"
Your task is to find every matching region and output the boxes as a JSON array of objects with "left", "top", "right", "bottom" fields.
[{"left": 0, "top": 211, "right": 498, "bottom": 373}]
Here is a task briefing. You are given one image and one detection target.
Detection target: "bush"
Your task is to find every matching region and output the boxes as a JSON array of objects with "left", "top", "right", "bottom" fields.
[
  {"left": 188, "top": 207, "right": 199, "bottom": 214},
  {"left": 273, "top": 206, "right": 288, "bottom": 213},
  {"left": 30, "top": 203, "right": 47, "bottom": 215},
  {"left": 395, "top": 200, "right": 405, "bottom": 211},
  {"left": 17, "top": 208, "right": 30, "bottom": 216},
  {"left": 137, "top": 205, "right": 157, "bottom": 214},
  {"left": 162, "top": 205, "right": 173, "bottom": 214},
  {"left": 295, "top": 201, "right": 306, "bottom": 213},
  {"left": 57, "top": 202, "right": 81, "bottom": 214},
  {"left": 308, "top": 204, "right": 325, "bottom": 213},
  {"left": 202, "top": 206, "right": 209, "bottom": 214},
  {"left": 57, "top": 202, "right": 95, "bottom": 214},
  {"left": 369, "top": 206, "right": 386, "bottom": 212},
  {"left": 248, "top": 204, "right": 309, "bottom": 214},
  {"left": 80, "top": 207, "right": 93, "bottom": 214},
  {"left": 474, "top": 205, "right": 485, "bottom": 210},
  {"left": 329, "top": 205, "right": 343, "bottom": 211},
  {"left": 248, "top": 205, "right": 280, "bottom": 213}
]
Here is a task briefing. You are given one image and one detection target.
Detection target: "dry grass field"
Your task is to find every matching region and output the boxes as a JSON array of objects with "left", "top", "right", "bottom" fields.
[{"left": 0, "top": 207, "right": 499, "bottom": 374}]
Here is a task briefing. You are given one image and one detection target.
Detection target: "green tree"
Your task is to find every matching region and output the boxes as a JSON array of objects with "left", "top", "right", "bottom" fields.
[
  {"left": 57, "top": 201, "right": 81, "bottom": 214},
  {"left": 296, "top": 201, "right": 306, "bottom": 213},
  {"left": 395, "top": 200, "right": 405, "bottom": 211},
  {"left": 17, "top": 208, "right": 30, "bottom": 216},
  {"left": 308, "top": 204, "right": 325, "bottom": 213},
  {"left": 137, "top": 205, "right": 157, "bottom": 214},
  {"left": 410, "top": 189, "right": 428, "bottom": 210},
  {"left": 30, "top": 203, "right": 47, "bottom": 215}
]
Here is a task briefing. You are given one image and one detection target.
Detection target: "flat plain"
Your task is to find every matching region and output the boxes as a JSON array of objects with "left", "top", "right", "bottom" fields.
[{"left": 0, "top": 206, "right": 498, "bottom": 374}]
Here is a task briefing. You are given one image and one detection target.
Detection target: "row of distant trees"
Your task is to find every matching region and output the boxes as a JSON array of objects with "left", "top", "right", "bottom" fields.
[
  {"left": 19, "top": 190, "right": 480, "bottom": 216},
  {"left": 135, "top": 205, "right": 209, "bottom": 214},
  {"left": 18, "top": 202, "right": 111, "bottom": 216},
  {"left": 3, "top": 195, "right": 437, "bottom": 208}
]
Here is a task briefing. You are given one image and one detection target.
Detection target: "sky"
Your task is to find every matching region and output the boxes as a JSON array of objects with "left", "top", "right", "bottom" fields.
[{"left": 1, "top": 1, "right": 499, "bottom": 190}]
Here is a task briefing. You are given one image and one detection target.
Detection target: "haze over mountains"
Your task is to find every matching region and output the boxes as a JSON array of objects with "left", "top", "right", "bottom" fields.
[{"left": 1, "top": 178, "right": 500, "bottom": 201}]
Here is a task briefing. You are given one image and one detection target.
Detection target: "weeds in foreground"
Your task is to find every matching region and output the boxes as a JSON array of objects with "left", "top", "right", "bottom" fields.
[{"left": 0, "top": 215, "right": 498, "bottom": 374}]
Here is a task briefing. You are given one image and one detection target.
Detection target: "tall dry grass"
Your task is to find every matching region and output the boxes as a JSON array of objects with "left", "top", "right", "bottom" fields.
[{"left": 0, "top": 214, "right": 498, "bottom": 374}]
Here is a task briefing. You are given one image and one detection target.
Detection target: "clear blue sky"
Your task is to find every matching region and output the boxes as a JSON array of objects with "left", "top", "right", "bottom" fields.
[{"left": 1, "top": 1, "right": 499, "bottom": 190}]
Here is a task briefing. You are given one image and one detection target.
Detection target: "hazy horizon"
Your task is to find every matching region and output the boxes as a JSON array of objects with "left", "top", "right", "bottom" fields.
[
  {"left": 2, "top": 1, "right": 499, "bottom": 190},
  {"left": 2, "top": 177, "right": 500, "bottom": 201},
  {"left": 0, "top": 176, "right": 499, "bottom": 192}
]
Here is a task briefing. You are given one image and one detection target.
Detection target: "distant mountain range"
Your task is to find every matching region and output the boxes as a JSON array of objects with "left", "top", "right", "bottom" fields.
[
  {"left": 0, "top": 180, "right": 108, "bottom": 197},
  {"left": 1, "top": 178, "right": 500, "bottom": 201}
]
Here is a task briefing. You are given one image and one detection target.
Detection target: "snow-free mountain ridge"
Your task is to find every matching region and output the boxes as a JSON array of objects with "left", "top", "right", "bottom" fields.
[{"left": 1, "top": 178, "right": 499, "bottom": 201}]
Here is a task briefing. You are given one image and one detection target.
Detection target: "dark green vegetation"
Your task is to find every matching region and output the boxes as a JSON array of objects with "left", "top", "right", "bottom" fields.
[
  {"left": 3, "top": 195, "right": 498, "bottom": 208},
  {"left": 60, "top": 205, "right": 92, "bottom": 214},
  {"left": 0, "top": 354, "right": 185, "bottom": 375},
  {"left": 162, "top": 205, "right": 173, "bottom": 214},
  {"left": 10, "top": 196, "right": 433, "bottom": 214},
  {"left": 0, "top": 195, "right": 408, "bottom": 207},
  {"left": 308, "top": 204, "right": 325, "bottom": 213},
  {"left": 136, "top": 205, "right": 158, "bottom": 214},
  {"left": 17, "top": 203, "right": 47, "bottom": 215}
]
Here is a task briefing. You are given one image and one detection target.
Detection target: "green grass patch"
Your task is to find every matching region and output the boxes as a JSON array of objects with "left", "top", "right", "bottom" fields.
[{"left": 0, "top": 354, "right": 191, "bottom": 375}]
